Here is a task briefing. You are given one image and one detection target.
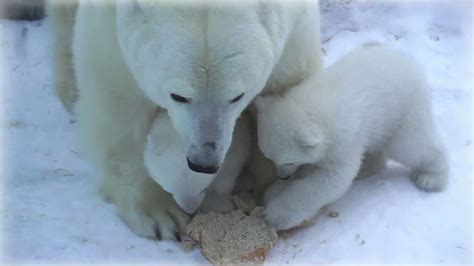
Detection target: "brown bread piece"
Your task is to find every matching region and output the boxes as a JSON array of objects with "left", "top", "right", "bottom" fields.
[{"left": 186, "top": 208, "right": 277, "bottom": 265}]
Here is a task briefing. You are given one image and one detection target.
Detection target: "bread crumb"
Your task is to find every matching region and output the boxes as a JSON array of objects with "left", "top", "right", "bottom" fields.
[{"left": 181, "top": 236, "right": 197, "bottom": 252}]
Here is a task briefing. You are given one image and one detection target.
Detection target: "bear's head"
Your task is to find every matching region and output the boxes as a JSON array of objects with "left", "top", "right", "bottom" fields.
[
  {"left": 255, "top": 95, "right": 327, "bottom": 179},
  {"left": 117, "top": 1, "right": 277, "bottom": 174}
]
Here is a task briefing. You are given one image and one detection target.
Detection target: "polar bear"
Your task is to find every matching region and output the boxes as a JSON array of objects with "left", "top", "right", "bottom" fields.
[
  {"left": 255, "top": 45, "right": 449, "bottom": 230},
  {"left": 144, "top": 110, "right": 250, "bottom": 215},
  {"left": 47, "top": 0, "right": 321, "bottom": 240}
]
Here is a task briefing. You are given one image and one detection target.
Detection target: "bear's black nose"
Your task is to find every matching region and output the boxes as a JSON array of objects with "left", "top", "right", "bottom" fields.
[{"left": 186, "top": 158, "right": 219, "bottom": 174}]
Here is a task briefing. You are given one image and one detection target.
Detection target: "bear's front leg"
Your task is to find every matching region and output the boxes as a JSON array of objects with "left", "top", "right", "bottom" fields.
[
  {"left": 96, "top": 133, "right": 190, "bottom": 241},
  {"left": 75, "top": 89, "right": 189, "bottom": 241},
  {"left": 263, "top": 146, "right": 363, "bottom": 230}
]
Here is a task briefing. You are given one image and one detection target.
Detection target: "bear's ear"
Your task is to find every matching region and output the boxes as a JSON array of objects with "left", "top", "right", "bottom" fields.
[{"left": 295, "top": 124, "right": 324, "bottom": 148}]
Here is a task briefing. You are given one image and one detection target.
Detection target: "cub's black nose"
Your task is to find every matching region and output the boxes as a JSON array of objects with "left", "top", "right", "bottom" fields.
[{"left": 186, "top": 158, "right": 219, "bottom": 174}]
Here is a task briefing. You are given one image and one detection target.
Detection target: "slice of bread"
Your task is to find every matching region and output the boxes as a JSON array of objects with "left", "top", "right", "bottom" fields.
[{"left": 186, "top": 207, "right": 277, "bottom": 265}]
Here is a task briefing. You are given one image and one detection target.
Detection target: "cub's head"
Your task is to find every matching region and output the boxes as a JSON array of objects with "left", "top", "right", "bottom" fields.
[
  {"left": 117, "top": 1, "right": 276, "bottom": 174},
  {"left": 255, "top": 95, "right": 327, "bottom": 179}
]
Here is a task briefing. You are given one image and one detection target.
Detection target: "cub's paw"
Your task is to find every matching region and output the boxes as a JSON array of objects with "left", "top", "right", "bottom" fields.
[
  {"left": 410, "top": 171, "right": 447, "bottom": 192},
  {"left": 263, "top": 180, "right": 315, "bottom": 230},
  {"left": 117, "top": 185, "right": 190, "bottom": 241},
  {"left": 263, "top": 179, "right": 290, "bottom": 205},
  {"left": 264, "top": 195, "right": 310, "bottom": 231}
]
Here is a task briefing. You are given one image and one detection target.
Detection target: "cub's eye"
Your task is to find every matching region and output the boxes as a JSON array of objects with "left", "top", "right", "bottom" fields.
[
  {"left": 171, "top": 93, "right": 190, "bottom": 103},
  {"left": 230, "top": 93, "right": 245, "bottom": 104}
]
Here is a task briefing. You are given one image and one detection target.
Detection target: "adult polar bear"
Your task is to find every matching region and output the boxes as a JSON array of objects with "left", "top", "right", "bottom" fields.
[{"left": 48, "top": 0, "right": 321, "bottom": 240}]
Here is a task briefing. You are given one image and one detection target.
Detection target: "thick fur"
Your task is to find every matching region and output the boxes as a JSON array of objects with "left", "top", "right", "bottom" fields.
[
  {"left": 46, "top": 0, "right": 78, "bottom": 114},
  {"left": 256, "top": 46, "right": 449, "bottom": 230},
  {"left": 144, "top": 110, "right": 251, "bottom": 214},
  {"left": 48, "top": 0, "right": 321, "bottom": 240}
]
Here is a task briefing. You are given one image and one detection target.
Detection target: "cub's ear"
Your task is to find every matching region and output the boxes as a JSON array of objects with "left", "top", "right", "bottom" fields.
[{"left": 295, "top": 124, "right": 324, "bottom": 148}]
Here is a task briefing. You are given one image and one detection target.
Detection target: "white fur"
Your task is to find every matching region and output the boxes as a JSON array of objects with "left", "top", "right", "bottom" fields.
[
  {"left": 256, "top": 46, "right": 449, "bottom": 230},
  {"left": 144, "top": 110, "right": 250, "bottom": 214},
  {"left": 48, "top": 0, "right": 321, "bottom": 240}
]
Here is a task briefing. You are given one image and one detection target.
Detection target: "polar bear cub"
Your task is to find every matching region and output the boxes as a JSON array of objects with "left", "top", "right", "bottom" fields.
[
  {"left": 144, "top": 110, "right": 251, "bottom": 214},
  {"left": 255, "top": 45, "right": 449, "bottom": 230}
]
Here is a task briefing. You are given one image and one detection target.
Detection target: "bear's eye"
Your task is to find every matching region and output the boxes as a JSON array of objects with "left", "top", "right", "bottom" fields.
[
  {"left": 171, "top": 93, "right": 190, "bottom": 103},
  {"left": 229, "top": 93, "right": 245, "bottom": 104}
]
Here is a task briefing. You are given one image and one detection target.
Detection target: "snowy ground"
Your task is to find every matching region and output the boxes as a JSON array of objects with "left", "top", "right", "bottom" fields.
[{"left": 1, "top": 1, "right": 472, "bottom": 265}]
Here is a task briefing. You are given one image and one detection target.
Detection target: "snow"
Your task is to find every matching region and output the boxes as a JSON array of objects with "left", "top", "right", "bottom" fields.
[{"left": 0, "top": 1, "right": 472, "bottom": 264}]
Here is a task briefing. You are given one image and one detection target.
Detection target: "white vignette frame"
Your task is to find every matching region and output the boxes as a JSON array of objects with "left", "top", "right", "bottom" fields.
[{"left": 0, "top": 0, "right": 472, "bottom": 265}]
